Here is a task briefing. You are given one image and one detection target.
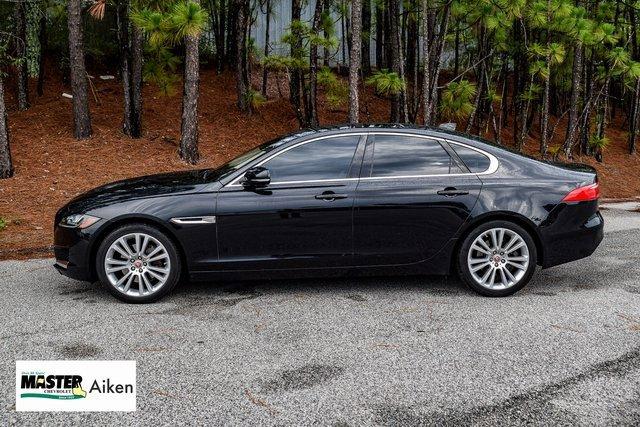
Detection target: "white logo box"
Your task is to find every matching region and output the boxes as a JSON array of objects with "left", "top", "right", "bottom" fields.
[{"left": 16, "top": 360, "right": 136, "bottom": 412}]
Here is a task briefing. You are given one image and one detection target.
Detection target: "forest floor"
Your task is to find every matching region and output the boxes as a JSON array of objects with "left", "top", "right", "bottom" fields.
[{"left": 1, "top": 69, "right": 639, "bottom": 260}]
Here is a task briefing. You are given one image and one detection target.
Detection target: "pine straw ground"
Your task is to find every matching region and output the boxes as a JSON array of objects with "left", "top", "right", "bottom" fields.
[{"left": 1, "top": 70, "right": 639, "bottom": 259}]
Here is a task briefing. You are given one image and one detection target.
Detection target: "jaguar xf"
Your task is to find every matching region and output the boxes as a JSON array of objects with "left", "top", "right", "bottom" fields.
[{"left": 54, "top": 125, "right": 603, "bottom": 302}]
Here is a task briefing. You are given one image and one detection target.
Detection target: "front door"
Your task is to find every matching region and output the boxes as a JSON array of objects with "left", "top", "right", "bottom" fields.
[
  {"left": 215, "top": 134, "right": 365, "bottom": 271},
  {"left": 353, "top": 133, "right": 482, "bottom": 266}
]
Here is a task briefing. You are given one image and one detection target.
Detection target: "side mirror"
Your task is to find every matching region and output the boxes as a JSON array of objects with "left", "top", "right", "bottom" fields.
[{"left": 241, "top": 166, "right": 271, "bottom": 188}]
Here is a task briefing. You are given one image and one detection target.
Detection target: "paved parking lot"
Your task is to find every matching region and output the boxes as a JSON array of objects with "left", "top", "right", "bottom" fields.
[{"left": 1, "top": 206, "right": 640, "bottom": 425}]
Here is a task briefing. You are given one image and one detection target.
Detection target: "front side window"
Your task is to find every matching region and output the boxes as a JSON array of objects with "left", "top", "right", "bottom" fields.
[
  {"left": 263, "top": 135, "right": 360, "bottom": 182},
  {"left": 370, "top": 135, "right": 455, "bottom": 177}
]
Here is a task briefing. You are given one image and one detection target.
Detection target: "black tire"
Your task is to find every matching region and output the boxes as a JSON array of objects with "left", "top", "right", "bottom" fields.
[
  {"left": 457, "top": 220, "right": 537, "bottom": 297},
  {"left": 96, "top": 223, "right": 182, "bottom": 303}
]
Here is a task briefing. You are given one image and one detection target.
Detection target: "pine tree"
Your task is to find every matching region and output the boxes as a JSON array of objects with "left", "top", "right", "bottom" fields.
[
  {"left": 0, "top": 77, "right": 12, "bottom": 178},
  {"left": 349, "top": 0, "right": 363, "bottom": 123},
  {"left": 67, "top": 0, "right": 92, "bottom": 139}
]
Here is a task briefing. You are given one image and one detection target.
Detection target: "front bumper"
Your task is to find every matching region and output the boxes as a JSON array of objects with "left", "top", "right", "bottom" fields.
[
  {"left": 542, "top": 209, "right": 604, "bottom": 268},
  {"left": 53, "top": 224, "right": 95, "bottom": 281}
]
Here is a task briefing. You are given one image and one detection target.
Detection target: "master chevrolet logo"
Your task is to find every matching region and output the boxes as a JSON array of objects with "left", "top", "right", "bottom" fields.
[{"left": 20, "top": 374, "right": 87, "bottom": 400}]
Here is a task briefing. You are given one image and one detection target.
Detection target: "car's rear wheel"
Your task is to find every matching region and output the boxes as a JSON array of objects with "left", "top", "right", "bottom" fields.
[
  {"left": 458, "top": 220, "right": 537, "bottom": 297},
  {"left": 96, "top": 224, "right": 181, "bottom": 303}
]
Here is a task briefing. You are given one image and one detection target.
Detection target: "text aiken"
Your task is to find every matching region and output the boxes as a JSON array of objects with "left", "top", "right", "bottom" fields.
[{"left": 90, "top": 379, "right": 134, "bottom": 394}]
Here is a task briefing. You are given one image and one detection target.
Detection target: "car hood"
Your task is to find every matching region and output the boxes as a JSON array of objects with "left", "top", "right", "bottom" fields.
[{"left": 57, "top": 169, "right": 219, "bottom": 219}]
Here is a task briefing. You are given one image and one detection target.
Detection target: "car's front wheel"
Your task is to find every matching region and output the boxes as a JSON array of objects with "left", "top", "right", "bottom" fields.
[
  {"left": 96, "top": 224, "right": 181, "bottom": 303},
  {"left": 458, "top": 220, "right": 537, "bottom": 297}
]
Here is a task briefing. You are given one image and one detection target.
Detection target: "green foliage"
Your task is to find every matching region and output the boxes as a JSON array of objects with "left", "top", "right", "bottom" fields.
[
  {"left": 365, "top": 70, "right": 405, "bottom": 96},
  {"left": 317, "top": 66, "right": 348, "bottom": 108},
  {"left": 317, "top": 66, "right": 338, "bottom": 86},
  {"left": 170, "top": 1, "right": 208, "bottom": 41},
  {"left": 245, "top": 89, "right": 266, "bottom": 110},
  {"left": 440, "top": 80, "right": 477, "bottom": 121},
  {"left": 132, "top": 0, "right": 207, "bottom": 95},
  {"left": 485, "top": 88, "right": 501, "bottom": 104},
  {"left": 0, "top": 217, "right": 6, "bottom": 232},
  {"left": 519, "top": 83, "right": 542, "bottom": 101},
  {"left": 589, "top": 134, "right": 610, "bottom": 151},
  {"left": 262, "top": 54, "right": 293, "bottom": 71}
]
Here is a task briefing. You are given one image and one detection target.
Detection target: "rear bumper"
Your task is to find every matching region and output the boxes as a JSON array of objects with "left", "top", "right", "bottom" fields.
[{"left": 542, "top": 209, "right": 604, "bottom": 268}]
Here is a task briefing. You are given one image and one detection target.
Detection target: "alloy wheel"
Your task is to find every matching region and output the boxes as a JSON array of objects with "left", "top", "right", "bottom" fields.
[
  {"left": 104, "top": 232, "right": 171, "bottom": 297},
  {"left": 467, "top": 227, "right": 530, "bottom": 290}
]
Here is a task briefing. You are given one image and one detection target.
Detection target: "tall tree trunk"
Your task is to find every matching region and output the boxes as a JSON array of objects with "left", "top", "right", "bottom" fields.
[
  {"left": 349, "top": 0, "right": 363, "bottom": 123},
  {"left": 453, "top": 26, "right": 460, "bottom": 77},
  {"left": 0, "top": 79, "right": 12, "bottom": 178},
  {"left": 235, "top": 0, "right": 250, "bottom": 111},
  {"left": 308, "top": 0, "right": 324, "bottom": 126},
  {"left": 579, "top": 54, "right": 594, "bottom": 156},
  {"left": 226, "top": 5, "right": 238, "bottom": 68},
  {"left": 117, "top": 2, "right": 143, "bottom": 138},
  {"left": 37, "top": 12, "right": 47, "bottom": 97},
  {"left": 179, "top": 0, "right": 201, "bottom": 164},
  {"left": 540, "top": 67, "right": 551, "bottom": 156},
  {"left": 421, "top": 0, "right": 432, "bottom": 125},
  {"left": 341, "top": 0, "right": 347, "bottom": 69},
  {"left": 383, "top": 1, "right": 392, "bottom": 69},
  {"left": 261, "top": 0, "right": 272, "bottom": 97},
  {"left": 629, "top": 78, "right": 640, "bottom": 154},
  {"left": 465, "top": 25, "right": 486, "bottom": 133},
  {"left": 361, "top": 0, "right": 371, "bottom": 75},
  {"left": 423, "top": 1, "right": 450, "bottom": 126},
  {"left": 290, "top": 0, "right": 305, "bottom": 126},
  {"left": 540, "top": 0, "right": 552, "bottom": 157},
  {"left": 389, "top": 0, "right": 405, "bottom": 122},
  {"left": 375, "top": 0, "right": 384, "bottom": 69},
  {"left": 406, "top": 1, "right": 419, "bottom": 122},
  {"left": 563, "top": 44, "right": 583, "bottom": 157},
  {"left": 322, "top": 0, "right": 331, "bottom": 66},
  {"left": 117, "top": 1, "right": 133, "bottom": 136},
  {"left": 14, "top": 0, "right": 29, "bottom": 111},
  {"left": 497, "top": 53, "right": 508, "bottom": 142},
  {"left": 130, "top": 27, "right": 143, "bottom": 137},
  {"left": 628, "top": 5, "right": 639, "bottom": 154},
  {"left": 67, "top": 0, "right": 92, "bottom": 139},
  {"left": 429, "top": 3, "right": 450, "bottom": 123},
  {"left": 213, "top": 0, "right": 226, "bottom": 73}
]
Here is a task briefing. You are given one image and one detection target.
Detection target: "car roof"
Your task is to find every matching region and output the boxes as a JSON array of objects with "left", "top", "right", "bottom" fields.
[{"left": 293, "top": 123, "right": 485, "bottom": 143}]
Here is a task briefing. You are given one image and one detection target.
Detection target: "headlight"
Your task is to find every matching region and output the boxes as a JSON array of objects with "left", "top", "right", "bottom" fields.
[{"left": 59, "top": 214, "right": 101, "bottom": 229}]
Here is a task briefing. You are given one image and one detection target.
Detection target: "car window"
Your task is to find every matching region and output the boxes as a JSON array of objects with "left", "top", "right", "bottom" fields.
[
  {"left": 263, "top": 135, "right": 360, "bottom": 182},
  {"left": 371, "top": 135, "right": 454, "bottom": 177},
  {"left": 451, "top": 143, "right": 491, "bottom": 173}
]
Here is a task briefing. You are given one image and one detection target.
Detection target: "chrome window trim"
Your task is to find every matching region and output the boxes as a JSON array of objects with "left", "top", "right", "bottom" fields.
[{"left": 224, "top": 131, "right": 498, "bottom": 188}]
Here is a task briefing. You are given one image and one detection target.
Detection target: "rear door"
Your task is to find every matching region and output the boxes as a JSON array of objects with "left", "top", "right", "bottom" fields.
[
  {"left": 353, "top": 133, "right": 482, "bottom": 267},
  {"left": 214, "top": 134, "right": 366, "bottom": 271}
]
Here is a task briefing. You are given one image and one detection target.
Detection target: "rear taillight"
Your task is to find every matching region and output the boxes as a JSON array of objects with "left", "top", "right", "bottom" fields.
[{"left": 562, "top": 182, "right": 600, "bottom": 202}]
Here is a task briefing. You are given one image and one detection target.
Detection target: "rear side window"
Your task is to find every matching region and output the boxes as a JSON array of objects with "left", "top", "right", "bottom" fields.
[
  {"left": 370, "top": 135, "right": 454, "bottom": 177},
  {"left": 263, "top": 135, "right": 360, "bottom": 182},
  {"left": 451, "top": 144, "right": 491, "bottom": 173}
]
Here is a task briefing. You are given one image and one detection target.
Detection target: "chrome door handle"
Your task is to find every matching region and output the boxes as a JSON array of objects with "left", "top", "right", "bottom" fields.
[
  {"left": 315, "top": 192, "right": 348, "bottom": 201},
  {"left": 437, "top": 188, "right": 469, "bottom": 197}
]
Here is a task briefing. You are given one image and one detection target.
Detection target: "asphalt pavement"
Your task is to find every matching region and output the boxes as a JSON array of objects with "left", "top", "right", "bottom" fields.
[{"left": 1, "top": 206, "right": 640, "bottom": 425}]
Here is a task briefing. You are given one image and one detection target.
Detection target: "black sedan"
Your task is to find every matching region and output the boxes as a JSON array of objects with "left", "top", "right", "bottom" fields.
[{"left": 54, "top": 125, "right": 604, "bottom": 302}]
